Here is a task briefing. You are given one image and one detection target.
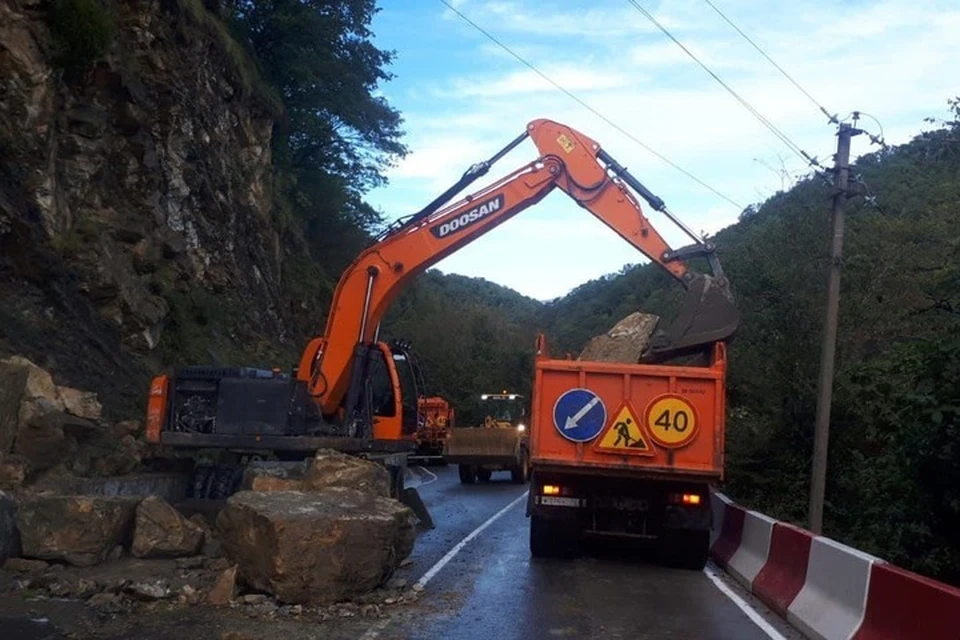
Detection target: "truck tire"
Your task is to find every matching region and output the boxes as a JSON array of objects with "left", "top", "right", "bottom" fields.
[
  {"left": 458, "top": 464, "right": 477, "bottom": 484},
  {"left": 529, "top": 515, "right": 555, "bottom": 557},
  {"left": 530, "top": 516, "right": 578, "bottom": 558},
  {"left": 661, "top": 529, "right": 710, "bottom": 570},
  {"left": 476, "top": 468, "right": 492, "bottom": 483},
  {"left": 511, "top": 448, "right": 530, "bottom": 484}
]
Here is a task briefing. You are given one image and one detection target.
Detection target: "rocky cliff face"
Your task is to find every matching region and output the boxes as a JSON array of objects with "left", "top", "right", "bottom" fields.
[{"left": 0, "top": 0, "right": 301, "bottom": 417}]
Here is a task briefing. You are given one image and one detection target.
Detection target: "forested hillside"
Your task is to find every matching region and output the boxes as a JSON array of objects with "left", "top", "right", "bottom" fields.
[
  {"left": 536, "top": 100, "right": 960, "bottom": 584},
  {"left": 383, "top": 271, "right": 541, "bottom": 426}
]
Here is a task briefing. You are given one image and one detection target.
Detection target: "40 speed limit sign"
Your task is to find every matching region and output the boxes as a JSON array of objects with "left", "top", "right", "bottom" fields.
[{"left": 644, "top": 394, "right": 699, "bottom": 448}]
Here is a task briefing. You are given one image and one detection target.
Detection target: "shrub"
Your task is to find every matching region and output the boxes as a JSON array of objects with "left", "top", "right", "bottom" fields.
[{"left": 49, "top": 0, "right": 114, "bottom": 74}]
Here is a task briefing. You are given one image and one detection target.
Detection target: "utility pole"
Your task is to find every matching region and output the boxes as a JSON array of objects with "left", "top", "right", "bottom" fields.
[{"left": 809, "top": 122, "right": 861, "bottom": 534}]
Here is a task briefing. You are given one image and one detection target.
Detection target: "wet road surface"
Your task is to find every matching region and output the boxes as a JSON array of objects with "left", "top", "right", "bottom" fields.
[{"left": 374, "top": 465, "right": 800, "bottom": 640}]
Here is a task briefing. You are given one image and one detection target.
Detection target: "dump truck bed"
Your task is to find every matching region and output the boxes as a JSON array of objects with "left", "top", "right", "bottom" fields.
[{"left": 530, "top": 343, "right": 726, "bottom": 482}]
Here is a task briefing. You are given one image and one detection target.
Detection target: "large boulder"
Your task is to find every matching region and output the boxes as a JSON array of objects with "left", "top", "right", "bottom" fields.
[
  {"left": 302, "top": 449, "right": 391, "bottom": 497},
  {"left": 14, "top": 411, "right": 103, "bottom": 471},
  {"left": 241, "top": 460, "right": 308, "bottom": 492},
  {"left": 0, "top": 453, "right": 29, "bottom": 490},
  {"left": 241, "top": 450, "right": 392, "bottom": 498},
  {"left": 1, "top": 356, "right": 66, "bottom": 430},
  {"left": 216, "top": 489, "right": 416, "bottom": 604},
  {"left": 131, "top": 495, "right": 204, "bottom": 558},
  {"left": 15, "top": 495, "right": 138, "bottom": 566},
  {"left": 57, "top": 387, "right": 103, "bottom": 422},
  {"left": 578, "top": 312, "right": 660, "bottom": 363}
]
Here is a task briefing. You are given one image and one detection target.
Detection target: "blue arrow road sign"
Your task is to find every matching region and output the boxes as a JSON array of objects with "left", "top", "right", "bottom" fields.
[{"left": 553, "top": 388, "right": 607, "bottom": 442}]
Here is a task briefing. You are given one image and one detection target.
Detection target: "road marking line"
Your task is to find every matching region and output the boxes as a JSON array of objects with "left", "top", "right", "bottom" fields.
[
  {"left": 703, "top": 564, "right": 788, "bottom": 640},
  {"left": 415, "top": 490, "right": 528, "bottom": 590},
  {"left": 360, "top": 490, "right": 528, "bottom": 640},
  {"left": 416, "top": 466, "right": 438, "bottom": 487}
]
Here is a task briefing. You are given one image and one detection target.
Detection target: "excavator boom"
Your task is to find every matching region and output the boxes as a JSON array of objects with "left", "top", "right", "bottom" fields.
[{"left": 299, "top": 119, "right": 740, "bottom": 419}]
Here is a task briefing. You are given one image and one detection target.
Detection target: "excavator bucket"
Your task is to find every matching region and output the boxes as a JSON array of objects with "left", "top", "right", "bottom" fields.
[
  {"left": 642, "top": 274, "right": 740, "bottom": 363},
  {"left": 444, "top": 427, "right": 523, "bottom": 467}
]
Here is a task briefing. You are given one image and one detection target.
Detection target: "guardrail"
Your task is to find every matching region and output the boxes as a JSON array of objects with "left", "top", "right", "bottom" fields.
[{"left": 710, "top": 490, "right": 960, "bottom": 639}]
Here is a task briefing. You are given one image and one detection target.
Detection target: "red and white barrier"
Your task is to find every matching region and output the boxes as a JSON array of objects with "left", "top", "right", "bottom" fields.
[
  {"left": 752, "top": 522, "right": 813, "bottom": 615},
  {"left": 710, "top": 496, "right": 745, "bottom": 570},
  {"left": 727, "top": 510, "right": 776, "bottom": 588},
  {"left": 786, "top": 537, "right": 880, "bottom": 640},
  {"left": 708, "top": 490, "right": 960, "bottom": 639},
  {"left": 853, "top": 563, "right": 960, "bottom": 639}
]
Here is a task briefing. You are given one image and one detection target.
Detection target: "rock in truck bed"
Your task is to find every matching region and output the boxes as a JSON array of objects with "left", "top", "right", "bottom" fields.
[{"left": 577, "top": 312, "right": 659, "bottom": 364}]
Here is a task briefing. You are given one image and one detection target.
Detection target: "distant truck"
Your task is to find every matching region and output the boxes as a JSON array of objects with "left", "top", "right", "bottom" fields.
[
  {"left": 444, "top": 392, "right": 530, "bottom": 484},
  {"left": 414, "top": 395, "right": 455, "bottom": 461},
  {"left": 526, "top": 335, "right": 727, "bottom": 569}
]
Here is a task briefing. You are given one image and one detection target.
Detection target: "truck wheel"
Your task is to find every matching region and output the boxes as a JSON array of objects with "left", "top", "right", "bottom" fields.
[
  {"left": 529, "top": 515, "right": 555, "bottom": 557},
  {"left": 511, "top": 449, "right": 530, "bottom": 484},
  {"left": 530, "top": 516, "right": 578, "bottom": 558},
  {"left": 661, "top": 529, "right": 710, "bottom": 570},
  {"left": 476, "top": 468, "right": 492, "bottom": 483},
  {"left": 458, "top": 465, "right": 476, "bottom": 484}
]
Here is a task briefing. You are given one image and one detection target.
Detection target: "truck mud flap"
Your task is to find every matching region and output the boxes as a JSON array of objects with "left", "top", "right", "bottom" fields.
[{"left": 401, "top": 487, "right": 434, "bottom": 530}]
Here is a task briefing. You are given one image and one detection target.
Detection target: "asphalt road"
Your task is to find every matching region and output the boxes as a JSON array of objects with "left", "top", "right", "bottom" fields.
[{"left": 373, "top": 464, "right": 801, "bottom": 640}]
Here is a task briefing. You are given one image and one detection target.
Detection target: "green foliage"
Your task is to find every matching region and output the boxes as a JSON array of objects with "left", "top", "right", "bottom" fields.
[
  {"left": 383, "top": 270, "right": 541, "bottom": 426},
  {"left": 224, "top": 0, "right": 407, "bottom": 259},
  {"left": 158, "top": 287, "right": 229, "bottom": 365},
  {"left": 48, "top": 0, "right": 114, "bottom": 74}
]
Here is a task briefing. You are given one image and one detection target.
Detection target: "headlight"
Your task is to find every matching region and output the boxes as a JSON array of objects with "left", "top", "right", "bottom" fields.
[{"left": 517, "top": 423, "right": 526, "bottom": 432}]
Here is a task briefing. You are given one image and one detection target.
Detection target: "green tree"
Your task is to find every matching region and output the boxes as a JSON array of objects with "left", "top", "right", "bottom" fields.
[{"left": 226, "top": 0, "right": 407, "bottom": 251}]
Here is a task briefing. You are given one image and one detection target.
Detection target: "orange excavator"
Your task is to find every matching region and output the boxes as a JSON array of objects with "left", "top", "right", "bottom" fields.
[{"left": 145, "top": 118, "right": 739, "bottom": 499}]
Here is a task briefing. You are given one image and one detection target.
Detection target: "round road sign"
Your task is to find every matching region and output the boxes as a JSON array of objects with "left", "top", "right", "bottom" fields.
[{"left": 644, "top": 394, "right": 699, "bottom": 448}]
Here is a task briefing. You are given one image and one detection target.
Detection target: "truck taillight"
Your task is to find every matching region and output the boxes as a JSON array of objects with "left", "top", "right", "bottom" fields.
[
  {"left": 542, "top": 484, "right": 561, "bottom": 496},
  {"left": 683, "top": 494, "right": 702, "bottom": 505},
  {"left": 145, "top": 375, "right": 169, "bottom": 444},
  {"left": 667, "top": 492, "right": 703, "bottom": 506}
]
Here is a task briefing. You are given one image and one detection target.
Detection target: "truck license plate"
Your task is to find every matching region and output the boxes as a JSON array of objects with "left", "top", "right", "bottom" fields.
[{"left": 540, "top": 496, "right": 580, "bottom": 507}]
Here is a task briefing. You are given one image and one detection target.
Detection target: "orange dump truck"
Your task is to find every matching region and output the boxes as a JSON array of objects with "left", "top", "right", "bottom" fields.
[{"left": 526, "top": 336, "right": 726, "bottom": 568}]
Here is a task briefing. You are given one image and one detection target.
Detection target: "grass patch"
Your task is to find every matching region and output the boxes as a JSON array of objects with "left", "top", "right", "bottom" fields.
[
  {"left": 174, "top": 0, "right": 284, "bottom": 116},
  {"left": 48, "top": 0, "right": 114, "bottom": 75}
]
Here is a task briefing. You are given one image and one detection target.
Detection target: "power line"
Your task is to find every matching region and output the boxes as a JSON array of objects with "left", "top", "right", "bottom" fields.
[
  {"left": 438, "top": 0, "right": 743, "bottom": 210},
  {"left": 701, "top": 0, "right": 838, "bottom": 125},
  {"left": 624, "top": 0, "right": 822, "bottom": 169}
]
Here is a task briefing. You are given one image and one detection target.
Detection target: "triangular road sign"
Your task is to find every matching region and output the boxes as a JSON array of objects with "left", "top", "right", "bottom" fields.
[{"left": 593, "top": 402, "right": 653, "bottom": 456}]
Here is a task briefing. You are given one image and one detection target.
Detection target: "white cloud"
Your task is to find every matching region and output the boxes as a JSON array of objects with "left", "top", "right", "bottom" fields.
[
  {"left": 437, "top": 67, "right": 633, "bottom": 98},
  {"left": 369, "top": 0, "right": 960, "bottom": 298}
]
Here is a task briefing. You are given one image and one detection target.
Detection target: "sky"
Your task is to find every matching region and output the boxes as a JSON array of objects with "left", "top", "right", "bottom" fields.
[{"left": 366, "top": 0, "right": 960, "bottom": 301}]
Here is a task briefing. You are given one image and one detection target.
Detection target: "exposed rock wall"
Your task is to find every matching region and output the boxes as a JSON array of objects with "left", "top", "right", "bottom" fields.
[{"left": 0, "top": 0, "right": 300, "bottom": 418}]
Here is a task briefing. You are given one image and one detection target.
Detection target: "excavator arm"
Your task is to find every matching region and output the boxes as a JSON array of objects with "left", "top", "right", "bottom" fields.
[{"left": 299, "top": 119, "right": 739, "bottom": 420}]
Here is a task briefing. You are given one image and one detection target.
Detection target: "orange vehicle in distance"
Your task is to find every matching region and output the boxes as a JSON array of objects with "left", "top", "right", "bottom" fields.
[{"left": 414, "top": 396, "right": 455, "bottom": 460}]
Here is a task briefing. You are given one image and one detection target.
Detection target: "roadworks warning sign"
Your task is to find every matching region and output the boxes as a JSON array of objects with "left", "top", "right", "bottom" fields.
[{"left": 593, "top": 403, "right": 653, "bottom": 456}]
